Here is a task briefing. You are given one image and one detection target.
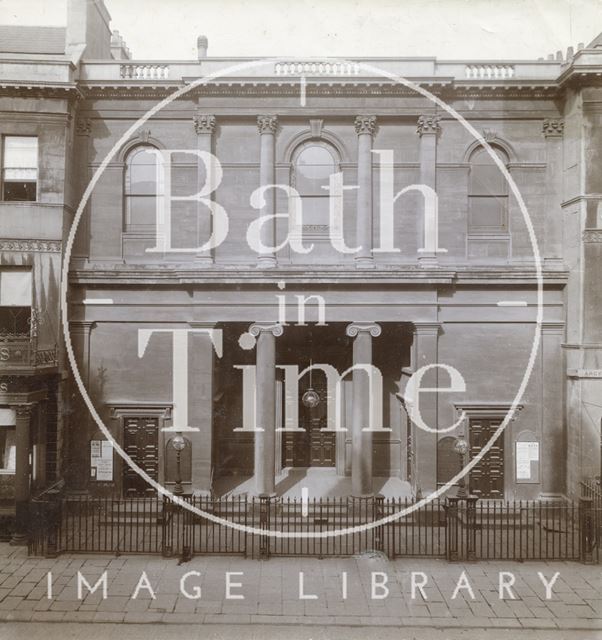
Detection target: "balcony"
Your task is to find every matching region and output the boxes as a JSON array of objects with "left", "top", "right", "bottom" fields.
[{"left": 0, "top": 334, "right": 58, "bottom": 374}]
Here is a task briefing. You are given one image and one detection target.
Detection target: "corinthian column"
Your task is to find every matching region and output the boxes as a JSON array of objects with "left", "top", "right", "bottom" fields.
[
  {"left": 249, "top": 323, "right": 283, "bottom": 495},
  {"left": 354, "top": 116, "right": 377, "bottom": 269},
  {"left": 11, "top": 404, "right": 35, "bottom": 545},
  {"left": 416, "top": 115, "right": 440, "bottom": 267},
  {"left": 256, "top": 115, "right": 278, "bottom": 269},
  {"left": 346, "top": 322, "right": 381, "bottom": 496},
  {"left": 542, "top": 119, "right": 564, "bottom": 267},
  {"left": 193, "top": 113, "right": 216, "bottom": 265}
]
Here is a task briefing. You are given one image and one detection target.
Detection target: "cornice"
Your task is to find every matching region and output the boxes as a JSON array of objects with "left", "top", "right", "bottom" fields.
[{"left": 68, "top": 265, "right": 569, "bottom": 287}]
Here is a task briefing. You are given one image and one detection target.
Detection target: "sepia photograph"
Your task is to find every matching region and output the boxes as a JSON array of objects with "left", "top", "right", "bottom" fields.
[{"left": 0, "top": 0, "right": 601, "bottom": 638}]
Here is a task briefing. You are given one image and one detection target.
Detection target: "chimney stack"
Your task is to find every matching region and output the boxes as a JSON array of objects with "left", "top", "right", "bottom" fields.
[{"left": 197, "top": 35, "right": 208, "bottom": 59}]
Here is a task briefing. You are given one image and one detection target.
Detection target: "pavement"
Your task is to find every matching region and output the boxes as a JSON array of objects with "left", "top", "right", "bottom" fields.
[{"left": 0, "top": 543, "right": 600, "bottom": 635}]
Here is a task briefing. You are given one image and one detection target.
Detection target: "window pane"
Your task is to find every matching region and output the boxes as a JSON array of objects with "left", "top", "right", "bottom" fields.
[
  {"left": 3, "top": 137, "right": 38, "bottom": 169},
  {"left": 4, "top": 168, "right": 37, "bottom": 181},
  {"left": 300, "top": 196, "right": 330, "bottom": 226},
  {"left": 297, "top": 145, "right": 335, "bottom": 167},
  {"left": 0, "top": 427, "right": 16, "bottom": 472},
  {"left": 470, "top": 164, "right": 506, "bottom": 196},
  {"left": 0, "top": 307, "right": 31, "bottom": 334},
  {"left": 0, "top": 270, "right": 32, "bottom": 306},
  {"left": 126, "top": 147, "right": 158, "bottom": 195},
  {"left": 2, "top": 181, "right": 36, "bottom": 201},
  {"left": 295, "top": 145, "right": 336, "bottom": 195},
  {"left": 126, "top": 195, "right": 156, "bottom": 228},
  {"left": 468, "top": 196, "right": 507, "bottom": 231}
]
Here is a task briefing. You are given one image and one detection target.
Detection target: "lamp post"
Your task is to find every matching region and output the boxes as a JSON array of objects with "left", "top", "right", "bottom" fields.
[
  {"left": 171, "top": 434, "right": 186, "bottom": 495},
  {"left": 453, "top": 438, "right": 469, "bottom": 499}
]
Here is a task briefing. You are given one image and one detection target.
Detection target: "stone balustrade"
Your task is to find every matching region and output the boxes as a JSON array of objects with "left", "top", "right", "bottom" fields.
[
  {"left": 275, "top": 61, "right": 360, "bottom": 76},
  {"left": 120, "top": 63, "right": 170, "bottom": 80},
  {"left": 464, "top": 64, "right": 515, "bottom": 79}
]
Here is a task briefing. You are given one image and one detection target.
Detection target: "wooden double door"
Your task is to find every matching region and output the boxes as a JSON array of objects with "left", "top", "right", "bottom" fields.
[
  {"left": 469, "top": 418, "right": 505, "bottom": 499},
  {"left": 123, "top": 416, "right": 159, "bottom": 496},
  {"left": 282, "top": 379, "right": 336, "bottom": 468}
]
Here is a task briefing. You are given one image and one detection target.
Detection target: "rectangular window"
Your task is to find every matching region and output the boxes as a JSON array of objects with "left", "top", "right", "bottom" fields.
[
  {"left": 0, "top": 409, "right": 16, "bottom": 474},
  {"left": 2, "top": 136, "right": 38, "bottom": 202},
  {"left": 0, "top": 269, "right": 32, "bottom": 335}
]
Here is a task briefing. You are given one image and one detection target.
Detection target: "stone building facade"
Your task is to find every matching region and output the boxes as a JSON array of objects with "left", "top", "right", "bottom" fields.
[{"left": 1, "top": 1, "right": 601, "bottom": 541}]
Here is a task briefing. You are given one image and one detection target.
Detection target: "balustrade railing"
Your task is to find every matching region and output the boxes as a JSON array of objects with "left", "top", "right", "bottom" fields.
[
  {"left": 120, "top": 64, "right": 170, "bottom": 80},
  {"left": 275, "top": 61, "right": 361, "bottom": 76},
  {"left": 465, "top": 64, "right": 515, "bottom": 79}
]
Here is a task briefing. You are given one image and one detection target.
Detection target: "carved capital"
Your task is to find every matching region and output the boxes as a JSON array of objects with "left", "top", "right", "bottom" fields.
[
  {"left": 193, "top": 113, "right": 216, "bottom": 134},
  {"left": 257, "top": 115, "right": 278, "bottom": 135},
  {"left": 583, "top": 229, "right": 602, "bottom": 243},
  {"left": 75, "top": 118, "right": 92, "bottom": 136},
  {"left": 248, "top": 323, "right": 284, "bottom": 338},
  {"left": 417, "top": 115, "right": 441, "bottom": 136},
  {"left": 345, "top": 322, "right": 382, "bottom": 338},
  {"left": 13, "top": 404, "right": 35, "bottom": 419},
  {"left": 354, "top": 115, "right": 377, "bottom": 136},
  {"left": 542, "top": 119, "right": 564, "bottom": 138}
]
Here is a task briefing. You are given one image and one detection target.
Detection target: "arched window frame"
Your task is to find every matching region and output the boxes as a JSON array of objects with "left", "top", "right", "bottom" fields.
[
  {"left": 123, "top": 143, "right": 161, "bottom": 233},
  {"left": 467, "top": 144, "right": 510, "bottom": 236},
  {"left": 290, "top": 140, "right": 341, "bottom": 240}
]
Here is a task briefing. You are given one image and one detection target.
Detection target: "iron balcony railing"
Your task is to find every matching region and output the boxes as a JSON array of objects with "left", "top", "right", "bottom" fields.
[{"left": 0, "top": 333, "right": 58, "bottom": 370}]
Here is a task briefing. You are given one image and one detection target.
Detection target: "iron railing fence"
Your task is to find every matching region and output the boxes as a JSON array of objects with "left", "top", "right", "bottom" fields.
[
  {"left": 28, "top": 494, "right": 599, "bottom": 563},
  {"left": 581, "top": 480, "right": 602, "bottom": 563}
]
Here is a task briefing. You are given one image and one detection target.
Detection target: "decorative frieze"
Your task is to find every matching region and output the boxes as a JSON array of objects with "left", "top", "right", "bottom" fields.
[
  {"left": 193, "top": 113, "right": 216, "bottom": 134},
  {"left": 257, "top": 115, "right": 278, "bottom": 135},
  {"left": 416, "top": 115, "right": 440, "bottom": 136},
  {"left": 354, "top": 115, "right": 377, "bottom": 136},
  {"left": 0, "top": 239, "right": 61, "bottom": 253},
  {"left": 583, "top": 229, "right": 602, "bottom": 243},
  {"left": 542, "top": 119, "right": 564, "bottom": 138}
]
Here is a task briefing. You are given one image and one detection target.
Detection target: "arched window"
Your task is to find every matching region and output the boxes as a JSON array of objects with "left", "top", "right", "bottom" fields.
[
  {"left": 468, "top": 146, "right": 509, "bottom": 234},
  {"left": 124, "top": 145, "right": 159, "bottom": 231},
  {"left": 292, "top": 142, "right": 339, "bottom": 235}
]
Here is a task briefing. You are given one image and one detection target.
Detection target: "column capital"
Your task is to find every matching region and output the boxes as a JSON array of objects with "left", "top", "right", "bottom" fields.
[
  {"left": 412, "top": 321, "right": 441, "bottom": 336},
  {"left": 257, "top": 115, "right": 278, "bottom": 135},
  {"left": 542, "top": 119, "right": 564, "bottom": 138},
  {"left": 12, "top": 403, "right": 36, "bottom": 419},
  {"left": 69, "top": 320, "right": 96, "bottom": 334},
  {"left": 248, "top": 322, "right": 284, "bottom": 338},
  {"left": 75, "top": 117, "right": 92, "bottom": 136},
  {"left": 193, "top": 113, "right": 216, "bottom": 134},
  {"left": 346, "top": 322, "right": 381, "bottom": 338},
  {"left": 416, "top": 115, "right": 441, "bottom": 136},
  {"left": 354, "top": 115, "right": 377, "bottom": 137}
]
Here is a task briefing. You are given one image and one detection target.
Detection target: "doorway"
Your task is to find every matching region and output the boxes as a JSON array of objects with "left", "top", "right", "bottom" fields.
[
  {"left": 469, "top": 417, "right": 505, "bottom": 499},
  {"left": 282, "top": 373, "right": 336, "bottom": 467},
  {"left": 122, "top": 415, "right": 159, "bottom": 496}
]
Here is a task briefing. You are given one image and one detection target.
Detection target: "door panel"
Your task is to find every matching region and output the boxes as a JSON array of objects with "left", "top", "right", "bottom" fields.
[
  {"left": 123, "top": 416, "right": 159, "bottom": 496},
  {"left": 282, "top": 377, "right": 335, "bottom": 468},
  {"left": 469, "top": 418, "right": 504, "bottom": 499}
]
